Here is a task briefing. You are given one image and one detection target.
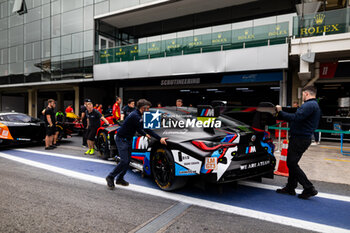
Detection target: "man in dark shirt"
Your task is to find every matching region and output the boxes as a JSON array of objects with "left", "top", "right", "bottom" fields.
[
  {"left": 276, "top": 86, "right": 321, "bottom": 199},
  {"left": 80, "top": 99, "right": 90, "bottom": 147},
  {"left": 106, "top": 99, "right": 168, "bottom": 190},
  {"left": 44, "top": 99, "right": 56, "bottom": 150},
  {"left": 85, "top": 101, "right": 109, "bottom": 155},
  {"left": 121, "top": 99, "right": 135, "bottom": 119}
]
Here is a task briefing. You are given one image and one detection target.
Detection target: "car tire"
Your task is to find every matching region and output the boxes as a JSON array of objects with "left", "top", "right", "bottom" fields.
[
  {"left": 97, "top": 132, "right": 110, "bottom": 160},
  {"left": 151, "top": 148, "right": 187, "bottom": 191}
]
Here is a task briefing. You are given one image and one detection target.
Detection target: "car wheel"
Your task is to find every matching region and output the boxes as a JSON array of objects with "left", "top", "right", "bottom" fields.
[
  {"left": 151, "top": 148, "right": 187, "bottom": 191},
  {"left": 97, "top": 132, "right": 110, "bottom": 160}
]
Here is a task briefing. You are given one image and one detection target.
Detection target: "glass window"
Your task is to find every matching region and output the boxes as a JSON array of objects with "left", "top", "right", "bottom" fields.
[
  {"left": 1, "top": 48, "right": 8, "bottom": 64},
  {"left": 61, "top": 8, "right": 83, "bottom": 35},
  {"left": 25, "top": 6, "right": 41, "bottom": 23},
  {"left": 61, "top": 34, "right": 71, "bottom": 55},
  {"left": 24, "top": 20, "right": 40, "bottom": 43},
  {"left": 9, "top": 25, "right": 23, "bottom": 46},
  {"left": 33, "top": 0, "right": 41, "bottom": 8},
  {"left": 9, "top": 14, "right": 24, "bottom": 27},
  {"left": 0, "top": 18, "right": 8, "bottom": 31},
  {"left": 83, "top": 5, "right": 93, "bottom": 31},
  {"left": 51, "top": 37, "right": 60, "bottom": 56},
  {"left": 61, "top": 0, "right": 82, "bottom": 13},
  {"left": 51, "top": 14, "right": 60, "bottom": 37},
  {"left": 84, "top": 0, "right": 93, "bottom": 6},
  {"left": 24, "top": 59, "right": 41, "bottom": 73},
  {"left": 51, "top": 0, "right": 61, "bottom": 15},
  {"left": 42, "top": 3, "right": 50, "bottom": 18},
  {"left": 0, "top": 64, "right": 9, "bottom": 76},
  {"left": 42, "top": 39, "right": 50, "bottom": 58},
  {"left": 84, "top": 30, "right": 93, "bottom": 51},
  {"left": 110, "top": 0, "right": 139, "bottom": 12},
  {"left": 72, "top": 32, "right": 83, "bottom": 53},
  {"left": 0, "top": 29, "right": 8, "bottom": 49},
  {"left": 33, "top": 41, "right": 40, "bottom": 59},
  {"left": 24, "top": 43, "right": 32, "bottom": 60},
  {"left": 100, "top": 38, "right": 106, "bottom": 49},
  {"left": 42, "top": 17, "right": 50, "bottom": 39},
  {"left": 94, "top": 1, "right": 108, "bottom": 16},
  {"left": 0, "top": 1, "right": 9, "bottom": 18},
  {"left": 9, "top": 62, "right": 24, "bottom": 74}
]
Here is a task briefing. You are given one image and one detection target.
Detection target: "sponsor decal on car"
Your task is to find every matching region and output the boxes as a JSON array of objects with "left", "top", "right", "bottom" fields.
[
  {"left": 0, "top": 123, "right": 13, "bottom": 140},
  {"left": 240, "top": 160, "right": 270, "bottom": 170},
  {"left": 172, "top": 150, "right": 202, "bottom": 176}
]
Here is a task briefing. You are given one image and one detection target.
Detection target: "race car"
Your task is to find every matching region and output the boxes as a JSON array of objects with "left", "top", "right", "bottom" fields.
[
  {"left": 96, "top": 107, "right": 276, "bottom": 191},
  {"left": 0, "top": 112, "right": 45, "bottom": 146}
]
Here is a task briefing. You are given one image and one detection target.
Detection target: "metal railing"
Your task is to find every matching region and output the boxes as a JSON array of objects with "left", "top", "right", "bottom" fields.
[{"left": 96, "top": 22, "right": 289, "bottom": 64}]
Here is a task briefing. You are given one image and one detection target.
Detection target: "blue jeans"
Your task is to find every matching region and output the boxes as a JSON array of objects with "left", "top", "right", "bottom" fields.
[{"left": 108, "top": 136, "right": 132, "bottom": 180}]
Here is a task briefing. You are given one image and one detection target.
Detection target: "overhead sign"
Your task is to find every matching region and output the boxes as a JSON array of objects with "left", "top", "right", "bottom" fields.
[
  {"left": 221, "top": 72, "right": 283, "bottom": 84},
  {"left": 299, "top": 13, "right": 340, "bottom": 36}
]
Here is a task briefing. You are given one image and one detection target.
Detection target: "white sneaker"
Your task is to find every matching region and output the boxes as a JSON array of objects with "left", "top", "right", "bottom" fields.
[{"left": 311, "top": 142, "right": 317, "bottom": 146}]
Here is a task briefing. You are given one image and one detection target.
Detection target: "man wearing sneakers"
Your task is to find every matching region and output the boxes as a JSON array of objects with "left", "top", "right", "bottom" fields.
[
  {"left": 85, "top": 101, "right": 110, "bottom": 155},
  {"left": 275, "top": 86, "right": 321, "bottom": 199},
  {"left": 105, "top": 99, "right": 168, "bottom": 190},
  {"left": 44, "top": 99, "right": 56, "bottom": 150}
]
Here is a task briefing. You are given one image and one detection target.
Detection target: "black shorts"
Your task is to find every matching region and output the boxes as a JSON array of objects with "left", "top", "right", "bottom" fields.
[
  {"left": 45, "top": 125, "right": 56, "bottom": 136},
  {"left": 86, "top": 127, "right": 98, "bottom": 141}
]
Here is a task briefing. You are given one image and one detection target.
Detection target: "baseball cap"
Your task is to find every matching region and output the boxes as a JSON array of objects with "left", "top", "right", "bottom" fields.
[{"left": 84, "top": 98, "right": 91, "bottom": 102}]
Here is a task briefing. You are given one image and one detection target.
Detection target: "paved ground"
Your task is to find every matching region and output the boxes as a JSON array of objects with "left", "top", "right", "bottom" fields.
[
  {"left": 274, "top": 140, "right": 350, "bottom": 186},
  {"left": 0, "top": 157, "right": 314, "bottom": 233},
  {"left": 1, "top": 135, "right": 349, "bottom": 233}
]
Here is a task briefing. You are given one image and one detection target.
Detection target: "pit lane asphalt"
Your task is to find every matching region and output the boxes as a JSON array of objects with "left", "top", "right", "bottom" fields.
[{"left": 1, "top": 136, "right": 349, "bottom": 232}]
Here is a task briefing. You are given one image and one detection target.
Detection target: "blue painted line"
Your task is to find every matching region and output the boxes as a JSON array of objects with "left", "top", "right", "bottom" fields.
[{"left": 3, "top": 149, "right": 350, "bottom": 230}]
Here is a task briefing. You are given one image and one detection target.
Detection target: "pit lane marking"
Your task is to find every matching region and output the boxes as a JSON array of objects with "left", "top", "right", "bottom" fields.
[
  {"left": 324, "top": 158, "right": 350, "bottom": 163},
  {"left": 15, "top": 148, "right": 350, "bottom": 203},
  {"left": 0, "top": 152, "right": 349, "bottom": 233},
  {"left": 239, "top": 181, "right": 350, "bottom": 203}
]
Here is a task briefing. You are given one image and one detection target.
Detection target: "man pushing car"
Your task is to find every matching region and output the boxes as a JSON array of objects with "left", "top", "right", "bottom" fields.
[{"left": 106, "top": 99, "right": 168, "bottom": 190}]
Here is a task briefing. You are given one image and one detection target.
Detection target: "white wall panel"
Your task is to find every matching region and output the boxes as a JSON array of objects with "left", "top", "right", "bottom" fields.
[{"left": 94, "top": 44, "right": 288, "bottom": 81}]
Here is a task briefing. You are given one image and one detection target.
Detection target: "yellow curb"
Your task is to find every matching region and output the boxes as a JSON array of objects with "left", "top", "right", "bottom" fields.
[
  {"left": 324, "top": 158, "right": 350, "bottom": 163},
  {"left": 320, "top": 146, "right": 350, "bottom": 150}
]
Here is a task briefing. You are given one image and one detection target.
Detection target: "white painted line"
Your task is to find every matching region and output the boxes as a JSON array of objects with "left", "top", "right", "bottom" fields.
[
  {"left": 239, "top": 181, "right": 350, "bottom": 203},
  {"left": 15, "top": 148, "right": 350, "bottom": 203},
  {"left": 0, "top": 152, "right": 349, "bottom": 233},
  {"left": 15, "top": 148, "right": 115, "bottom": 165}
]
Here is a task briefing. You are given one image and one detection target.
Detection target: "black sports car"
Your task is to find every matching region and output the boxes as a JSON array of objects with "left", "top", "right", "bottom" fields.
[
  {"left": 0, "top": 112, "right": 45, "bottom": 146},
  {"left": 96, "top": 107, "right": 276, "bottom": 191}
]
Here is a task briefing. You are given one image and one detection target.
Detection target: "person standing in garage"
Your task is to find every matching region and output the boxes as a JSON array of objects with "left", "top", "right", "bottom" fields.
[
  {"left": 85, "top": 101, "right": 110, "bottom": 155},
  {"left": 275, "top": 86, "right": 321, "bottom": 199},
  {"left": 112, "top": 96, "right": 122, "bottom": 123}
]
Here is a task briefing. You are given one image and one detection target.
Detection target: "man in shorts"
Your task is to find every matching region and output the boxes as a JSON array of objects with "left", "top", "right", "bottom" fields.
[
  {"left": 44, "top": 99, "right": 56, "bottom": 150},
  {"left": 85, "top": 101, "right": 110, "bottom": 155}
]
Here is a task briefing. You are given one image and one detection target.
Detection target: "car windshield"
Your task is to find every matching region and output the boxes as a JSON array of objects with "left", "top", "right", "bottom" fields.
[{"left": 5, "top": 113, "right": 32, "bottom": 123}]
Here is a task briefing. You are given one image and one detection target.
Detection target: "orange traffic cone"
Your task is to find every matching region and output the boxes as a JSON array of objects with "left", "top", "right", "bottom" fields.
[{"left": 274, "top": 139, "right": 289, "bottom": 177}]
